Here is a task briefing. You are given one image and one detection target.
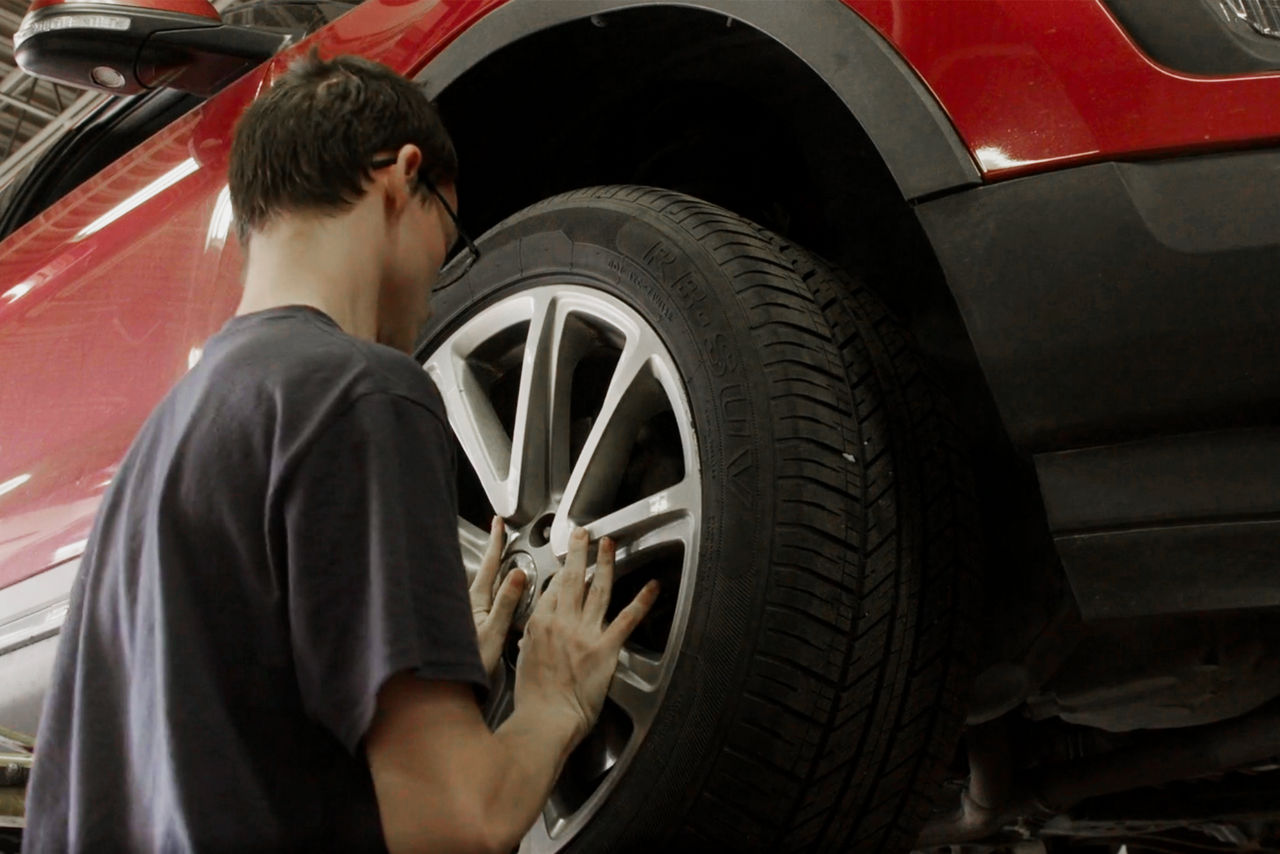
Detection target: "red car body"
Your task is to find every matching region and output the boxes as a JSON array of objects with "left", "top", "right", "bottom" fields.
[
  {"left": 3, "top": 0, "right": 1278, "bottom": 595},
  {"left": 5, "top": 0, "right": 1280, "bottom": 848}
]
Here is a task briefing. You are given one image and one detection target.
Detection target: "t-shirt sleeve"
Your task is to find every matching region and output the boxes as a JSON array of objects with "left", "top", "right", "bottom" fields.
[{"left": 281, "top": 391, "right": 487, "bottom": 754}]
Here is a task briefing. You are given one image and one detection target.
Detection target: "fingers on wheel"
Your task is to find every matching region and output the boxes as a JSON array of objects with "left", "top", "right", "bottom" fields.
[
  {"left": 532, "top": 586, "right": 558, "bottom": 621},
  {"left": 603, "top": 580, "right": 661, "bottom": 649},
  {"left": 557, "top": 527, "right": 590, "bottom": 614},
  {"left": 481, "top": 514, "right": 506, "bottom": 573},
  {"left": 487, "top": 568, "right": 526, "bottom": 631},
  {"left": 583, "top": 536, "right": 615, "bottom": 624},
  {"left": 470, "top": 517, "right": 505, "bottom": 611}
]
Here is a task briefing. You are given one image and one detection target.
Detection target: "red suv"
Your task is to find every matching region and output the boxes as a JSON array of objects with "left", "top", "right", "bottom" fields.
[{"left": 2, "top": 1, "right": 1280, "bottom": 851}]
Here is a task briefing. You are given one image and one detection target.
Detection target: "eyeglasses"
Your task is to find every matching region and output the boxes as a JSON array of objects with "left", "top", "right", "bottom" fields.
[{"left": 370, "top": 155, "right": 480, "bottom": 289}]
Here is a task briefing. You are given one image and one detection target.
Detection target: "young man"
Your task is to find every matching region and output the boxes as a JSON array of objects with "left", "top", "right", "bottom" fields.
[{"left": 23, "top": 53, "right": 658, "bottom": 853}]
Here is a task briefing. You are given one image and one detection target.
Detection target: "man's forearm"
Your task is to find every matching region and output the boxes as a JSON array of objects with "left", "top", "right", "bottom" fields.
[
  {"left": 368, "top": 678, "right": 581, "bottom": 854},
  {"left": 480, "top": 703, "right": 582, "bottom": 852}
]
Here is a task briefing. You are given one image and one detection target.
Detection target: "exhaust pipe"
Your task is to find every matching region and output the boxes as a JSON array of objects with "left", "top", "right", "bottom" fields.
[{"left": 918, "top": 703, "right": 1280, "bottom": 847}]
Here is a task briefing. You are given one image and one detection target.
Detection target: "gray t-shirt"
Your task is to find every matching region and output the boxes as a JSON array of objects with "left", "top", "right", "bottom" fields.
[{"left": 23, "top": 306, "right": 487, "bottom": 852}]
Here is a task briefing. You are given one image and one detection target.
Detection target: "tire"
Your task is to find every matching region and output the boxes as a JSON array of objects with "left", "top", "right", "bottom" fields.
[
  {"left": 416, "top": 186, "right": 978, "bottom": 853},
  {"left": 761, "top": 234, "right": 982, "bottom": 852}
]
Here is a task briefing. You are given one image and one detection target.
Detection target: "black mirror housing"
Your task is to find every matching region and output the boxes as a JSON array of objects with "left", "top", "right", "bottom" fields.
[{"left": 14, "top": 0, "right": 287, "bottom": 96}]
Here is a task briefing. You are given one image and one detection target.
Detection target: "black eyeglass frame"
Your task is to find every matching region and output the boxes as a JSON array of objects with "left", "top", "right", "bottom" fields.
[{"left": 370, "top": 155, "right": 480, "bottom": 287}]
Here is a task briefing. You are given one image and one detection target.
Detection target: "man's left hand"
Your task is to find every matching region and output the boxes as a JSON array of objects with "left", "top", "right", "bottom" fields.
[{"left": 469, "top": 516, "right": 525, "bottom": 676}]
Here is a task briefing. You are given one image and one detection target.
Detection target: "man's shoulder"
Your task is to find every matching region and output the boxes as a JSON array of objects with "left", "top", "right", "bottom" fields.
[
  {"left": 344, "top": 335, "right": 443, "bottom": 415},
  {"left": 206, "top": 306, "right": 444, "bottom": 419}
]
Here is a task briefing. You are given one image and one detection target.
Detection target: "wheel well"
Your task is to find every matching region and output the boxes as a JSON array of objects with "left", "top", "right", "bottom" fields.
[
  {"left": 433, "top": 4, "right": 1065, "bottom": 663},
  {"left": 435, "top": 7, "right": 904, "bottom": 287}
]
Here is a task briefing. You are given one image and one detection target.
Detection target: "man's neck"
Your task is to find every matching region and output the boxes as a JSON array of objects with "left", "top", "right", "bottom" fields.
[{"left": 237, "top": 209, "right": 382, "bottom": 343}]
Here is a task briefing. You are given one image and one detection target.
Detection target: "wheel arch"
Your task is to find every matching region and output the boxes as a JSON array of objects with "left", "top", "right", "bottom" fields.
[
  {"left": 420, "top": 0, "right": 981, "bottom": 202},
  {"left": 419, "top": 0, "right": 983, "bottom": 353},
  {"left": 421, "top": 0, "right": 1063, "bottom": 656}
]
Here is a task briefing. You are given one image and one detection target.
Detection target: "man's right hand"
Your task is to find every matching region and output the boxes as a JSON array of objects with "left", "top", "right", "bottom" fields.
[
  {"left": 514, "top": 528, "right": 660, "bottom": 745},
  {"left": 367, "top": 526, "right": 660, "bottom": 854}
]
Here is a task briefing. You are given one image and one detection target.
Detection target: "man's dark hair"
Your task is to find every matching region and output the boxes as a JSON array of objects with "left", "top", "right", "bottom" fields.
[{"left": 229, "top": 50, "right": 457, "bottom": 242}]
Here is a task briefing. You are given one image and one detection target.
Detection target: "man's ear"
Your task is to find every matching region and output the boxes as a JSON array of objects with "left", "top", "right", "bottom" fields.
[{"left": 385, "top": 143, "right": 425, "bottom": 217}]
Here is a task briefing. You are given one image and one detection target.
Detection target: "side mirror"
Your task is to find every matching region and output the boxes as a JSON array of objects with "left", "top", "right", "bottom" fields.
[{"left": 14, "top": 0, "right": 288, "bottom": 96}]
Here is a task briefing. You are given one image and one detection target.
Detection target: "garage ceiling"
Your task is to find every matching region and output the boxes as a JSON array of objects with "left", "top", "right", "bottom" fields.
[
  {"left": 0, "top": 0, "right": 109, "bottom": 200},
  {"left": 0, "top": 0, "right": 278, "bottom": 204}
]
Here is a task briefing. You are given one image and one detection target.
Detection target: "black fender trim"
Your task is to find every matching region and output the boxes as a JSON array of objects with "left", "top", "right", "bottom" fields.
[
  {"left": 1038, "top": 429, "right": 1280, "bottom": 618},
  {"left": 419, "top": 0, "right": 981, "bottom": 201},
  {"left": 915, "top": 147, "right": 1280, "bottom": 618},
  {"left": 914, "top": 147, "right": 1280, "bottom": 454},
  {"left": 1055, "top": 517, "right": 1280, "bottom": 619},
  {"left": 1103, "top": 0, "right": 1280, "bottom": 75}
]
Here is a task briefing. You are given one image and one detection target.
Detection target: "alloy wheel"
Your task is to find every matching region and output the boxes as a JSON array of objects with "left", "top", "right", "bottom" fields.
[{"left": 423, "top": 284, "right": 702, "bottom": 851}]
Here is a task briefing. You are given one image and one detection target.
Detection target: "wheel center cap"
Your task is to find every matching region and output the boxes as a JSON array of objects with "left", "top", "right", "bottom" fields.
[{"left": 500, "top": 551, "right": 538, "bottom": 622}]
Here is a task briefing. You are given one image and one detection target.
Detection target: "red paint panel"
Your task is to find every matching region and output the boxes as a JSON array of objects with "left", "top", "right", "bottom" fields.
[
  {"left": 0, "top": 0, "right": 505, "bottom": 590},
  {"left": 843, "top": 0, "right": 1280, "bottom": 178},
  {"left": 0, "top": 113, "right": 228, "bottom": 587},
  {"left": 6, "top": 0, "right": 1280, "bottom": 592}
]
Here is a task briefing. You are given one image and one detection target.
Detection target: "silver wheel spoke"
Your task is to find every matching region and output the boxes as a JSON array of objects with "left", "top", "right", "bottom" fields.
[
  {"left": 457, "top": 517, "right": 489, "bottom": 586},
  {"left": 425, "top": 345, "right": 513, "bottom": 516},
  {"left": 507, "top": 294, "right": 577, "bottom": 523},
  {"left": 582, "top": 477, "right": 697, "bottom": 574},
  {"left": 427, "top": 294, "right": 587, "bottom": 525},
  {"left": 609, "top": 647, "right": 664, "bottom": 723},
  {"left": 617, "top": 646, "right": 663, "bottom": 686},
  {"left": 550, "top": 340, "right": 660, "bottom": 553},
  {"left": 519, "top": 810, "right": 559, "bottom": 854}
]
